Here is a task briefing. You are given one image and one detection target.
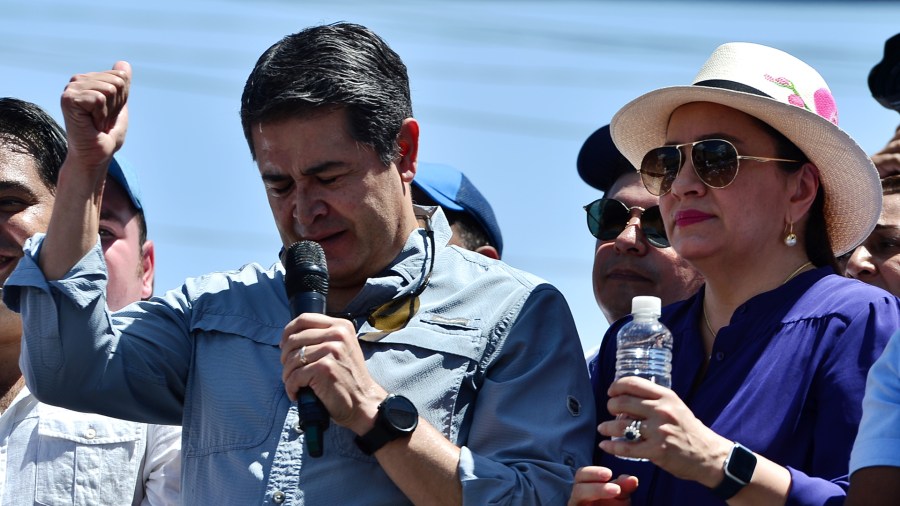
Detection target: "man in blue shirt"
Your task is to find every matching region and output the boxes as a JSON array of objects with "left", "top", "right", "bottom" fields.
[
  {"left": 577, "top": 124, "right": 702, "bottom": 325},
  {"left": 7, "top": 23, "right": 594, "bottom": 504}
]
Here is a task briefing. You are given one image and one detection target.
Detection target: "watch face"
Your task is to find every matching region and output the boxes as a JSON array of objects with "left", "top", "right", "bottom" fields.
[
  {"left": 384, "top": 395, "right": 418, "bottom": 432},
  {"left": 726, "top": 443, "right": 757, "bottom": 484}
]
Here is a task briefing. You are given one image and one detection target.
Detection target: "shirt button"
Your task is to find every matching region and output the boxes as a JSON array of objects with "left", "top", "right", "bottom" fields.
[
  {"left": 715, "top": 352, "right": 725, "bottom": 361},
  {"left": 294, "top": 423, "right": 303, "bottom": 434},
  {"left": 272, "top": 490, "right": 285, "bottom": 503},
  {"left": 84, "top": 428, "right": 96, "bottom": 439}
]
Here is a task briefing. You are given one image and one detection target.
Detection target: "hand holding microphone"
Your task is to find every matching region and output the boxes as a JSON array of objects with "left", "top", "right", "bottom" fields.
[{"left": 283, "top": 240, "right": 330, "bottom": 458}]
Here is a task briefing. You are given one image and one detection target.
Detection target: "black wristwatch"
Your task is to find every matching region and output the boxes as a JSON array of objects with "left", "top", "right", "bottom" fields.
[
  {"left": 355, "top": 394, "right": 419, "bottom": 455},
  {"left": 711, "top": 442, "right": 757, "bottom": 500}
]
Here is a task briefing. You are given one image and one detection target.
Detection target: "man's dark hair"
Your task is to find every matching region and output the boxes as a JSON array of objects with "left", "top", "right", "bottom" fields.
[
  {"left": 444, "top": 209, "right": 492, "bottom": 252},
  {"left": 0, "top": 97, "right": 67, "bottom": 190},
  {"left": 240, "top": 22, "right": 412, "bottom": 165},
  {"left": 410, "top": 186, "right": 495, "bottom": 253},
  {"left": 136, "top": 208, "right": 148, "bottom": 247}
]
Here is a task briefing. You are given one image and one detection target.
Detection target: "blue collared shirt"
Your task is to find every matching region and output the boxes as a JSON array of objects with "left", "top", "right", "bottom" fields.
[
  {"left": 7, "top": 209, "right": 595, "bottom": 505},
  {"left": 590, "top": 268, "right": 900, "bottom": 506}
]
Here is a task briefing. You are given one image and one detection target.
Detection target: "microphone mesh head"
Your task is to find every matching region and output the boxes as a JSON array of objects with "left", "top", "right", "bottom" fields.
[{"left": 284, "top": 241, "right": 329, "bottom": 297}]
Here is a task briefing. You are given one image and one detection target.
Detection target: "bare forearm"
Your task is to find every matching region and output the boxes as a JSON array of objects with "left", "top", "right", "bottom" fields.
[
  {"left": 374, "top": 420, "right": 462, "bottom": 506},
  {"left": 726, "top": 456, "right": 790, "bottom": 506},
  {"left": 40, "top": 61, "right": 131, "bottom": 279},
  {"left": 847, "top": 467, "right": 900, "bottom": 506},
  {"left": 39, "top": 160, "right": 106, "bottom": 280}
]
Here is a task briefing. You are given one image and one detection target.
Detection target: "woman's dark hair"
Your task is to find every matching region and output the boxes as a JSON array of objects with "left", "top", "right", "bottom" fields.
[
  {"left": 762, "top": 120, "right": 838, "bottom": 273},
  {"left": 240, "top": 22, "right": 412, "bottom": 166},
  {"left": 0, "top": 97, "right": 67, "bottom": 190}
]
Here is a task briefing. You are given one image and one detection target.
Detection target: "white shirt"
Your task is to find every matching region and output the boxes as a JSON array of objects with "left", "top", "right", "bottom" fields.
[{"left": 0, "top": 385, "right": 181, "bottom": 505}]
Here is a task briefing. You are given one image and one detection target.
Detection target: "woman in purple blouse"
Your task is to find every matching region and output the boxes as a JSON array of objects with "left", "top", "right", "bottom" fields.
[{"left": 570, "top": 43, "right": 900, "bottom": 505}]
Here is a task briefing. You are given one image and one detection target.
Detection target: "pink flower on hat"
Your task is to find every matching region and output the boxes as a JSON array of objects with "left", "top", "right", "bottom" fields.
[
  {"left": 787, "top": 94, "right": 806, "bottom": 109},
  {"left": 813, "top": 88, "right": 838, "bottom": 125},
  {"left": 765, "top": 74, "right": 807, "bottom": 109},
  {"left": 764, "top": 74, "right": 838, "bottom": 125}
]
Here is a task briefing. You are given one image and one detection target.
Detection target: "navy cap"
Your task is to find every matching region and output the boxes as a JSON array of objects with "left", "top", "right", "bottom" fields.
[
  {"left": 576, "top": 124, "right": 635, "bottom": 192},
  {"left": 107, "top": 155, "right": 142, "bottom": 211},
  {"left": 412, "top": 163, "right": 503, "bottom": 256}
]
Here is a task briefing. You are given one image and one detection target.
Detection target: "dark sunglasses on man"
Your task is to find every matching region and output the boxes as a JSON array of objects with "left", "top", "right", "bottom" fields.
[
  {"left": 638, "top": 138, "right": 801, "bottom": 196},
  {"left": 583, "top": 197, "right": 669, "bottom": 248}
]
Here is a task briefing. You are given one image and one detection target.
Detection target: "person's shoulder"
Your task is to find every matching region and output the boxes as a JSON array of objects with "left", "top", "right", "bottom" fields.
[
  {"left": 789, "top": 273, "right": 900, "bottom": 329},
  {"left": 34, "top": 400, "right": 147, "bottom": 432},
  {"left": 806, "top": 273, "right": 899, "bottom": 307},
  {"left": 440, "top": 245, "right": 549, "bottom": 292},
  {"left": 160, "top": 261, "right": 286, "bottom": 326},
  {"left": 180, "top": 261, "right": 281, "bottom": 296}
]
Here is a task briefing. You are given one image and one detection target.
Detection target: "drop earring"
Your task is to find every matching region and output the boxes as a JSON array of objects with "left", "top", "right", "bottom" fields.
[{"left": 784, "top": 221, "right": 797, "bottom": 247}]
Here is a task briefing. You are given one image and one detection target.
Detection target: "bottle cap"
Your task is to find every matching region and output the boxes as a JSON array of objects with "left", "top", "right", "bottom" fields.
[{"left": 631, "top": 296, "right": 661, "bottom": 316}]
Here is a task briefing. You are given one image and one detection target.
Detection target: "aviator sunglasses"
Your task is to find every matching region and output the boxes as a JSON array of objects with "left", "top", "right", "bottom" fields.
[
  {"left": 639, "top": 138, "right": 801, "bottom": 196},
  {"left": 583, "top": 198, "right": 669, "bottom": 248}
]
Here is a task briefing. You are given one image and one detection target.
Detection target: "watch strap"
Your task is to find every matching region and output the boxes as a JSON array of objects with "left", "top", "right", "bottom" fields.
[
  {"left": 354, "top": 395, "right": 418, "bottom": 456},
  {"left": 710, "top": 442, "right": 757, "bottom": 500},
  {"left": 355, "top": 419, "right": 396, "bottom": 455}
]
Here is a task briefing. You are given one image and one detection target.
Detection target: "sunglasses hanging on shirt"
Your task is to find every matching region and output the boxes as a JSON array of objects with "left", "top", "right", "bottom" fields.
[
  {"left": 583, "top": 197, "right": 669, "bottom": 249},
  {"left": 638, "top": 138, "right": 801, "bottom": 196}
]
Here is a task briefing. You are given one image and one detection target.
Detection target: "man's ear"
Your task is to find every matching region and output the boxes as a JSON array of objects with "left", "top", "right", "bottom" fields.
[
  {"left": 396, "top": 118, "right": 419, "bottom": 184},
  {"left": 140, "top": 239, "right": 155, "bottom": 300},
  {"left": 474, "top": 244, "right": 500, "bottom": 260}
]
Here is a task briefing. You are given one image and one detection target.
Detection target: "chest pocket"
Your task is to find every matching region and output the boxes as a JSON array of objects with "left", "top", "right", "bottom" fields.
[
  {"left": 332, "top": 314, "right": 487, "bottom": 464},
  {"left": 183, "top": 313, "right": 287, "bottom": 458},
  {"left": 35, "top": 411, "right": 145, "bottom": 506}
]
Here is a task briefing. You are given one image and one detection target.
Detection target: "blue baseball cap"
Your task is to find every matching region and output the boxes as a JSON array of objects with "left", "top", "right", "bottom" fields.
[
  {"left": 576, "top": 124, "right": 635, "bottom": 193},
  {"left": 107, "top": 155, "right": 142, "bottom": 211},
  {"left": 412, "top": 163, "right": 503, "bottom": 256}
]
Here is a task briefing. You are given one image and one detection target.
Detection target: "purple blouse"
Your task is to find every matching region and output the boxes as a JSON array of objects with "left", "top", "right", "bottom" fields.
[{"left": 589, "top": 268, "right": 900, "bottom": 505}]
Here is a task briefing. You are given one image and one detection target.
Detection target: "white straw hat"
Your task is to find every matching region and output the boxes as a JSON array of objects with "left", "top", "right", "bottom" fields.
[{"left": 610, "top": 42, "right": 880, "bottom": 256}]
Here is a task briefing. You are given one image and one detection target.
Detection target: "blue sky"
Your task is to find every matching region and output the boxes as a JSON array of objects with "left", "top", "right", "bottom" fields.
[{"left": 3, "top": 1, "right": 899, "bottom": 351}]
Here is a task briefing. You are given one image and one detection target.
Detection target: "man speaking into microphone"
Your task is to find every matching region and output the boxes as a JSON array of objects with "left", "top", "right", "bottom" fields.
[{"left": 6, "top": 23, "right": 595, "bottom": 504}]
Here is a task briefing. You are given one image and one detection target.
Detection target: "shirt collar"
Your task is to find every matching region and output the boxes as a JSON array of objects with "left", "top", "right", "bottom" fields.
[{"left": 335, "top": 205, "right": 452, "bottom": 325}]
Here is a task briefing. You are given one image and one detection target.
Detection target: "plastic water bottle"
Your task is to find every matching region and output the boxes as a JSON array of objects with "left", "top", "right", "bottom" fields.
[
  {"left": 612, "top": 296, "right": 673, "bottom": 461},
  {"left": 615, "top": 295, "right": 672, "bottom": 387}
]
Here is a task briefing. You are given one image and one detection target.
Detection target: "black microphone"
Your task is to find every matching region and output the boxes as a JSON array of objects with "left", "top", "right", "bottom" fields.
[{"left": 283, "top": 240, "right": 330, "bottom": 458}]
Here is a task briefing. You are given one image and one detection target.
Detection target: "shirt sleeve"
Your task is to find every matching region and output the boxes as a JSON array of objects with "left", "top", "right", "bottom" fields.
[
  {"left": 140, "top": 424, "right": 183, "bottom": 506},
  {"left": 849, "top": 329, "right": 900, "bottom": 474},
  {"left": 457, "top": 284, "right": 597, "bottom": 505},
  {"left": 6, "top": 233, "right": 192, "bottom": 425},
  {"left": 785, "top": 296, "right": 900, "bottom": 506}
]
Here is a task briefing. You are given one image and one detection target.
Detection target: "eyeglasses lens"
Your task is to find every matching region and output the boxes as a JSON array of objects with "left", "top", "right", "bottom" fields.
[
  {"left": 640, "top": 140, "right": 741, "bottom": 196},
  {"left": 692, "top": 140, "right": 738, "bottom": 188},
  {"left": 640, "top": 147, "right": 679, "bottom": 196},
  {"left": 584, "top": 198, "right": 669, "bottom": 248}
]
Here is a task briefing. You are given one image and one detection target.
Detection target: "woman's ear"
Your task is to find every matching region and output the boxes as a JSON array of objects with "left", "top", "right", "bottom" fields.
[{"left": 789, "top": 162, "right": 820, "bottom": 218}]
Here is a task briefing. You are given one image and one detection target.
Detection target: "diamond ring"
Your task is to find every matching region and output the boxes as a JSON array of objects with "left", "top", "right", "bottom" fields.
[{"left": 624, "top": 419, "right": 642, "bottom": 441}]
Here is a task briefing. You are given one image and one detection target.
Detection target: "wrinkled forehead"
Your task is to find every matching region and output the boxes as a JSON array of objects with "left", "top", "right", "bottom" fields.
[{"left": 880, "top": 192, "right": 900, "bottom": 224}]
